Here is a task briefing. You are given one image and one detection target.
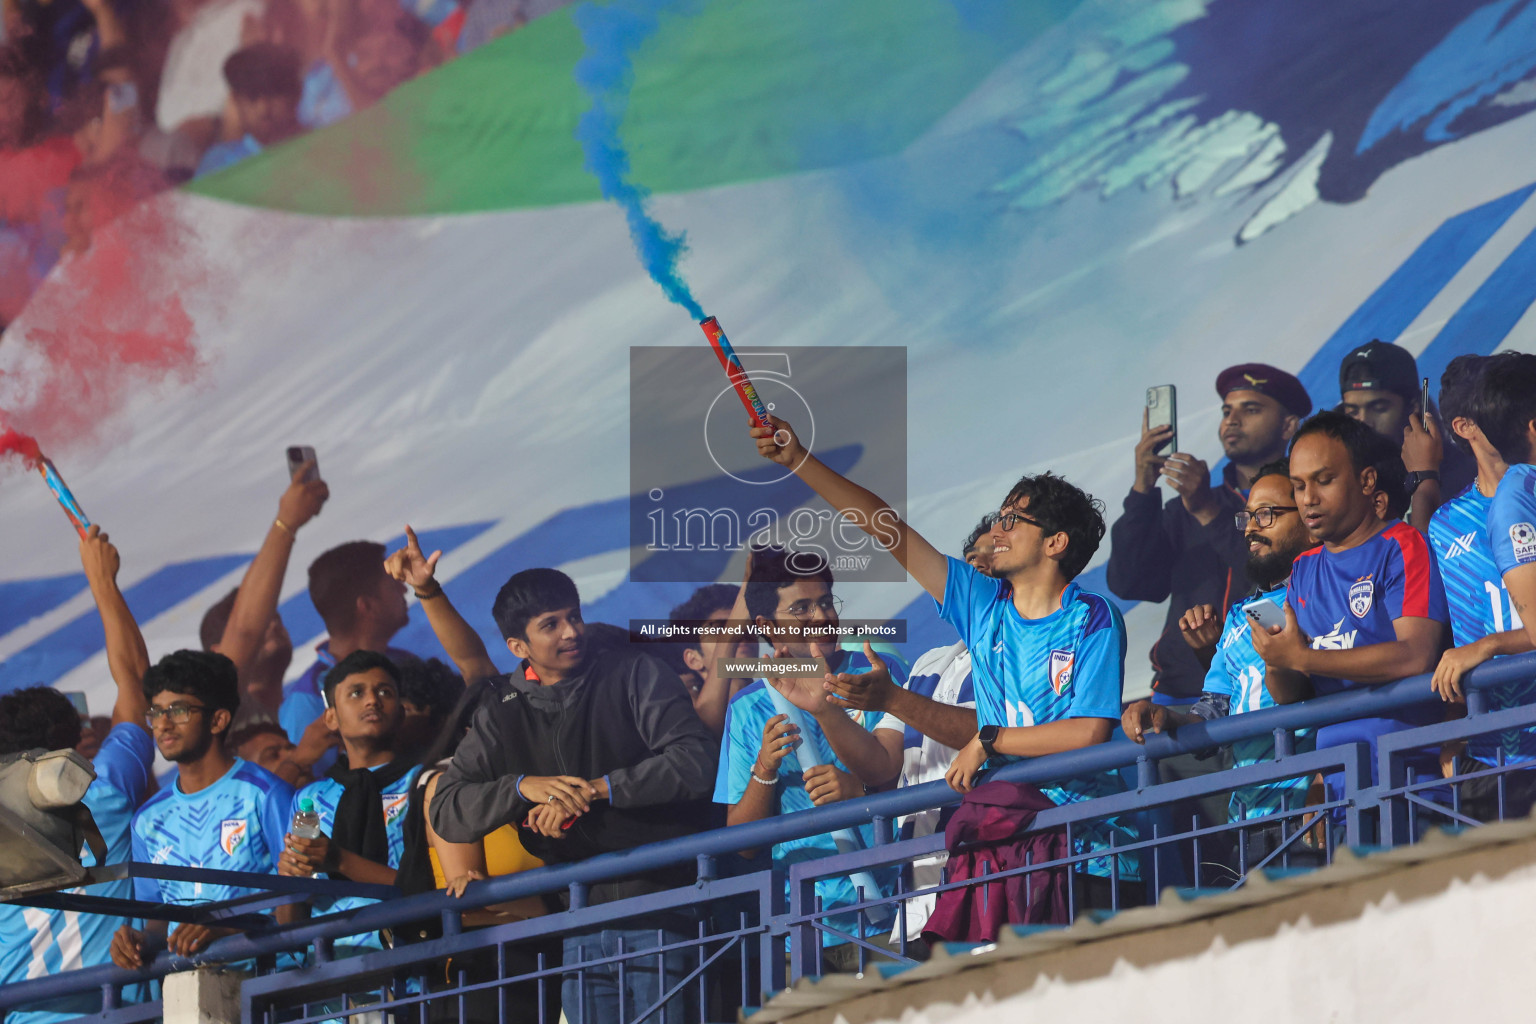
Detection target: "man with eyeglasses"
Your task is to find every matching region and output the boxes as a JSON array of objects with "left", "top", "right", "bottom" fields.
[
  {"left": 110, "top": 651, "right": 295, "bottom": 969},
  {"left": 1122, "top": 460, "right": 1319, "bottom": 864},
  {"left": 0, "top": 527, "right": 155, "bottom": 1024},
  {"left": 713, "top": 544, "right": 909, "bottom": 972},
  {"left": 747, "top": 418, "right": 1134, "bottom": 907}
]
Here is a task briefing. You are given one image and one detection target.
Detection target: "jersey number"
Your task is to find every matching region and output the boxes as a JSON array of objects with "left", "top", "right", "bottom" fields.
[{"left": 1485, "top": 580, "right": 1526, "bottom": 634}]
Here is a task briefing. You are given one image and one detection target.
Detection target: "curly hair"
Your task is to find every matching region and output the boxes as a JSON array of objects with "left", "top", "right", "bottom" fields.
[
  {"left": 999, "top": 472, "right": 1106, "bottom": 581},
  {"left": 0, "top": 687, "right": 84, "bottom": 755}
]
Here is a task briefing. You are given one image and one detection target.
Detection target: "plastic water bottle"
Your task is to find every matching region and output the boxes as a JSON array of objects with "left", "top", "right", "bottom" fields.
[{"left": 291, "top": 797, "right": 322, "bottom": 839}]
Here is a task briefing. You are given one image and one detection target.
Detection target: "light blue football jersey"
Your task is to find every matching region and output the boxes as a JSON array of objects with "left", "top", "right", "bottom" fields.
[
  {"left": 1200, "top": 585, "right": 1315, "bottom": 820},
  {"left": 1489, "top": 463, "right": 1536, "bottom": 579},
  {"left": 289, "top": 762, "right": 422, "bottom": 949},
  {"left": 0, "top": 724, "right": 154, "bottom": 1024},
  {"left": 131, "top": 758, "right": 294, "bottom": 935},
  {"left": 1430, "top": 483, "right": 1533, "bottom": 765},
  {"left": 715, "top": 647, "right": 904, "bottom": 944},
  {"left": 937, "top": 556, "right": 1135, "bottom": 879}
]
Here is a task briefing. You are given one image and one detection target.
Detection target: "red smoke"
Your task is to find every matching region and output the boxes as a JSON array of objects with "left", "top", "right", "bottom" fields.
[{"left": 0, "top": 188, "right": 209, "bottom": 475}]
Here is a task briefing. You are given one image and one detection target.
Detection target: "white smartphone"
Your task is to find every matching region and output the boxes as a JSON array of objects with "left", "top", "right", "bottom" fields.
[
  {"left": 285, "top": 445, "right": 318, "bottom": 483},
  {"left": 1146, "top": 385, "right": 1177, "bottom": 456},
  {"left": 1244, "top": 599, "right": 1285, "bottom": 633}
]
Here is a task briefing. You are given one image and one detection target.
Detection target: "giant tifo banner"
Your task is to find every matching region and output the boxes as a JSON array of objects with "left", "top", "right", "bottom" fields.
[{"left": 4, "top": 0, "right": 1536, "bottom": 715}]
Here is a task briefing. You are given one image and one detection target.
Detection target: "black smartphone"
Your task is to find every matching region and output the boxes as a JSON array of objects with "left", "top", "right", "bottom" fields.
[
  {"left": 1146, "top": 385, "right": 1177, "bottom": 456},
  {"left": 1420, "top": 377, "right": 1430, "bottom": 429},
  {"left": 286, "top": 446, "right": 319, "bottom": 483}
]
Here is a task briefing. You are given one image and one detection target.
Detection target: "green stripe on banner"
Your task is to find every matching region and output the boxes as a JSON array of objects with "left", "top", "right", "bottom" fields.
[{"left": 187, "top": 0, "right": 1079, "bottom": 216}]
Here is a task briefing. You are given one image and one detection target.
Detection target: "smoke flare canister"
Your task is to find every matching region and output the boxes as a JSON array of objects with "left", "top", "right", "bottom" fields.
[
  {"left": 37, "top": 456, "right": 91, "bottom": 538},
  {"left": 700, "top": 316, "right": 773, "bottom": 431}
]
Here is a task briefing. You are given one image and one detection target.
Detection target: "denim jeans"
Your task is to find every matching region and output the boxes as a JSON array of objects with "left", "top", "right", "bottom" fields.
[{"left": 561, "top": 927, "right": 692, "bottom": 1024}]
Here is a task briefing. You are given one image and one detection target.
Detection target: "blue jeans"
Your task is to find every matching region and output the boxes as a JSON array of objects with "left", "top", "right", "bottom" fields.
[{"left": 561, "top": 927, "right": 692, "bottom": 1024}]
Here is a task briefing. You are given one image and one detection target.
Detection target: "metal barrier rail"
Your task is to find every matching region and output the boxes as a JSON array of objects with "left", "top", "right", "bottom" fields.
[{"left": 3, "top": 651, "right": 1534, "bottom": 1023}]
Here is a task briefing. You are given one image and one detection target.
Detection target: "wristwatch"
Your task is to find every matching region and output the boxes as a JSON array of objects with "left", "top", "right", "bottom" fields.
[
  {"left": 978, "top": 725, "right": 1000, "bottom": 759},
  {"left": 1404, "top": 470, "right": 1439, "bottom": 494}
]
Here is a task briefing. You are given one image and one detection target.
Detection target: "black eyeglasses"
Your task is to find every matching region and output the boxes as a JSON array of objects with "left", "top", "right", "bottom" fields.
[
  {"left": 145, "top": 703, "right": 209, "bottom": 725},
  {"left": 1234, "top": 506, "right": 1299, "bottom": 531},
  {"left": 994, "top": 511, "right": 1043, "bottom": 533},
  {"left": 783, "top": 595, "right": 843, "bottom": 621}
]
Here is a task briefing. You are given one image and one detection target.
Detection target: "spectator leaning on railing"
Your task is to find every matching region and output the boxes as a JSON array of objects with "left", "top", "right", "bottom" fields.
[
  {"left": 0, "top": 526, "right": 153, "bottom": 1024},
  {"left": 1250, "top": 411, "right": 1447, "bottom": 809},
  {"left": 746, "top": 414, "right": 1135, "bottom": 904},
  {"left": 1476, "top": 352, "right": 1536, "bottom": 654},
  {"left": 427, "top": 566, "right": 718, "bottom": 1024},
  {"left": 111, "top": 650, "right": 296, "bottom": 969},
  {"left": 1426, "top": 356, "right": 1536, "bottom": 819},
  {"left": 713, "top": 543, "right": 907, "bottom": 972},
  {"left": 1123, "top": 459, "right": 1319, "bottom": 865}
]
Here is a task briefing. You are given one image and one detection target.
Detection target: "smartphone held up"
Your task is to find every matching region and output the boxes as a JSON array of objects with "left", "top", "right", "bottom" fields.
[{"left": 1146, "top": 384, "right": 1177, "bottom": 456}]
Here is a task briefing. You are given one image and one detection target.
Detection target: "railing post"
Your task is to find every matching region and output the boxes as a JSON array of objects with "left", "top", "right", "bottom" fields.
[
  {"left": 1346, "top": 741, "right": 1380, "bottom": 848},
  {"left": 1135, "top": 755, "right": 1156, "bottom": 790},
  {"left": 760, "top": 867, "right": 787, "bottom": 1002},
  {"left": 569, "top": 882, "right": 588, "bottom": 911}
]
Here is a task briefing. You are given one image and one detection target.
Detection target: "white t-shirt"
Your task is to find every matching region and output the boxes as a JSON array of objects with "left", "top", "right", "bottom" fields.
[{"left": 874, "top": 641, "right": 975, "bottom": 939}]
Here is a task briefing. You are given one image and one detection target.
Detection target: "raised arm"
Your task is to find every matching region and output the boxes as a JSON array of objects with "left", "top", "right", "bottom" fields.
[
  {"left": 79, "top": 527, "right": 150, "bottom": 731},
  {"left": 751, "top": 417, "right": 949, "bottom": 601},
  {"left": 385, "top": 526, "right": 499, "bottom": 685},
  {"left": 220, "top": 462, "right": 329, "bottom": 710}
]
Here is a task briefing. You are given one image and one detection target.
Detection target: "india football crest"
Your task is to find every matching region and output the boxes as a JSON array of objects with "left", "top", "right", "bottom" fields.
[
  {"left": 1348, "top": 577, "right": 1374, "bottom": 618},
  {"left": 220, "top": 818, "right": 248, "bottom": 857},
  {"left": 382, "top": 792, "right": 410, "bottom": 828},
  {"left": 1049, "top": 649, "right": 1074, "bottom": 694}
]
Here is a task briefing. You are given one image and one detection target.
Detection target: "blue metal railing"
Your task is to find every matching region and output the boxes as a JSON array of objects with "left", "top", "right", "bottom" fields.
[{"left": 3, "top": 651, "right": 1534, "bottom": 1024}]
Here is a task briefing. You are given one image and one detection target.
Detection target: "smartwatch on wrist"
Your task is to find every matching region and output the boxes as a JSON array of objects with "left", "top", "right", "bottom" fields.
[
  {"left": 1404, "top": 469, "right": 1439, "bottom": 494},
  {"left": 978, "top": 725, "right": 1000, "bottom": 759}
]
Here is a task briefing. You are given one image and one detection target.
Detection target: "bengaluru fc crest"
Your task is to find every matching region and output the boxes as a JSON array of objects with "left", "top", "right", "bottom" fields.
[
  {"left": 1049, "top": 649, "right": 1074, "bottom": 694},
  {"left": 1348, "top": 577, "right": 1374, "bottom": 618}
]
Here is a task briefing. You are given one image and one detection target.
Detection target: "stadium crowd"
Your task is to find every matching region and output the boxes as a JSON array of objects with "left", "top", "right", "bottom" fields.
[
  {"left": 0, "top": 0, "right": 573, "bottom": 325},
  {"left": 2, "top": 342, "right": 1535, "bottom": 1023}
]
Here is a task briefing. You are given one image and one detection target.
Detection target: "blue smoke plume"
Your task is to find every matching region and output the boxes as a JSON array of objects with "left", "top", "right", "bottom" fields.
[{"left": 573, "top": 0, "right": 705, "bottom": 321}]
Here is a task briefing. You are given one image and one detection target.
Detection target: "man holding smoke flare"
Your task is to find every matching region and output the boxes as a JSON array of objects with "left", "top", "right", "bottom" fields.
[{"left": 746, "top": 415, "right": 1138, "bottom": 901}]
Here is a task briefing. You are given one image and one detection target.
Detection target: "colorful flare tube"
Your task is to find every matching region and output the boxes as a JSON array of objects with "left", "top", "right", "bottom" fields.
[
  {"left": 700, "top": 316, "right": 773, "bottom": 431},
  {"left": 37, "top": 456, "right": 91, "bottom": 538}
]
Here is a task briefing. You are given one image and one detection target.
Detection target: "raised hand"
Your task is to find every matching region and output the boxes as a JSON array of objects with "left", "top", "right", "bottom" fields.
[
  {"left": 277, "top": 460, "right": 329, "bottom": 532},
  {"left": 823, "top": 640, "right": 897, "bottom": 712},
  {"left": 78, "top": 524, "right": 120, "bottom": 584},
  {"left": 1401, "top": 410, "right": 1443, "bottom": 474},
  {"left": 384, "top": 524, "right": 442, "bottom": 589},
  {"left": 1160, "top": 452, "right": 1217, "bottom": 520},
  {"left": 749, "top": 415, "right": 806, "bottom": 469},
  {"left": 1133, "top": 406, "right": 1172, "bottom": 494},
  {"left": 1179, "top": 603, "right": 1222, "bottom": 650}
]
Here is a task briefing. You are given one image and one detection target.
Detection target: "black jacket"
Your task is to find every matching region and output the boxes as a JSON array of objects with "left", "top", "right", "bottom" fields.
[
  {"left": 1105, "top": 464, "right": 1250, "bottom": 702},
  {"left": 429, "top": 647, "right": 718, "bottom": 904}
]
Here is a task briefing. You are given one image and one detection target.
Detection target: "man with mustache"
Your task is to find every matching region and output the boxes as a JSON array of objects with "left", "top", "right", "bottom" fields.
[{"left": 1122, "top": 460, "right": 1317, "bottom": 854}]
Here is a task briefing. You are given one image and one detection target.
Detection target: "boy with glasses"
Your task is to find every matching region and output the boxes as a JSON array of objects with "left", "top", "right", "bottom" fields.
[
  {"left": 110, "top": 651, "right": 295, "bottom": 969},
  {"left": 714, "top": 544, "right": 908, "bottom": 971},
  {"left": 746, "top": 417, "right": 1133, "bottom": 905}
]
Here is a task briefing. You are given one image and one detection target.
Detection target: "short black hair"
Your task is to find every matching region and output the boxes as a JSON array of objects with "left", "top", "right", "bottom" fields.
[
  {"left": 1291, "top": 410, "right": 1406, "bottom": 515},
  {"left": 1472, "top": 351, "right": 1536, "bottom": 465},
  {"left": 223, "top": 42, "right": 302, "bottom": 99},
  {"left": 999, "top": 472, "right": 1106, "bottom": 581},
  {"left": 142, "top": 650, "right": 240, "bottom": 726},
  {"left": 962, "top": 516, "right": 993, "bottom": 557},
  {"left": 397, "top": 655, "right": 462, "bottom": 721},
  {"left": 1439, "top": 355, "right": 1488, "bottom": 456},
  {"left": 200, "top": 587, "right": 239, "bottom": 651},
  {"left": 226, "top": 718, "right": 287, "bottom": 754},
  {"left": 1249, "top": 458, "right": 1290, "bottom": 487},
  {"left": 322, "top": 649, "right": 401, "bottom": 704},
  {"left": 744, "top": 545, "right": 834, "bottom": 623},
  {"left": 0, "top": 687, "right": 83, "bottom": 756},
  {"left": 308, "top": 541, "right": 388, "bottom": 634},
  {"left": 668, "top": 583, "right": 738, "bottom": 652},
  {"left": 492, "top": 568, "right": 581, "bottom": 640}
]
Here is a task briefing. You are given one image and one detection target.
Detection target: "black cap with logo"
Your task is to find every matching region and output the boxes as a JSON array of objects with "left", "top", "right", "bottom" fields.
[{"left": 1339, "top": 339, "right": 1418, "bottom": 401}]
